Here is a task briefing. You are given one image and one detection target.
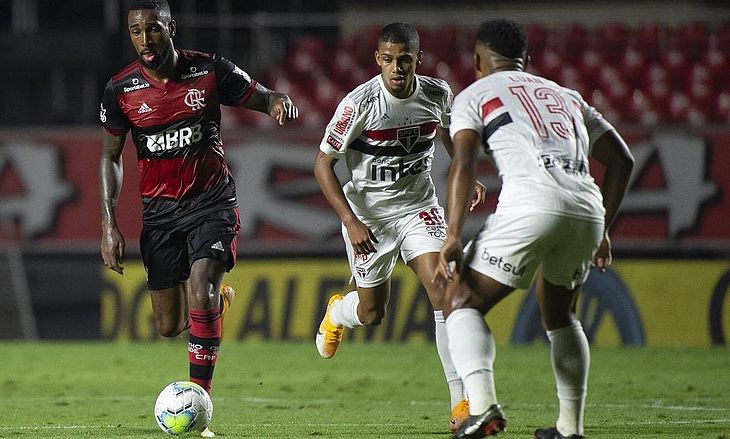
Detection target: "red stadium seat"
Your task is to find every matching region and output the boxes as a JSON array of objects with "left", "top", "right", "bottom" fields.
[
  {"left": 309, "top": 75, "right": 342, "bottom": 115},
  {"left": 626, "top": 89, "right": 661, "bottom": 126},
  {"left": 704, "top": 49, "right": 728, "bottom": 84},
  {"left": 661, "top": 49, "right": 688, "bottom": 91},
  {"left": 589, "top": 89, "right": 622, "bottom": 123},
  {"left": 618, "top": 47, "right": 647, "bottom": 90},
  {"left": 288, "top": 37, "right": 330, "bottom": 79},
  {"left": 715, "top": 21, "right": 730, "bottom": 54},
  {"left": 641, "top": 63, "right": 672, "bottom": 113},
  {"left": 530, "top": 48, "right": 563, "bottom": 82},
  {"left": 672, "top": 21, "right": 710, "bottom": 62},
  {"left": 434, "top": 61, "right": 465, "bottom": 94},
  {"left": 340, "top": 27, "right": 380, "bottom": 68},
  {"left": 558, "top": 65, "right": 590, "bottom": 99},
  {"left": 329, "top": 46, "right": 364, "bottom": 90},
  {"left": 717, "top": 91, "right": 730, "bottom": 123},
  {"left": 244, "top": 21, "right": 724, "bottom": 127},
  {"left": 595, "top": 22, "right": 630, "bottom": 64},
  {"left": 562, "top": 23, "right": 590, "bottom": 63},
  {"left": 668, "top": 91, "right": 691, "bottom": 122},
  {"left": 525, "top": 23, "right": 549, "bottom": 57},
  {"left": 421, "top": 25, "right": 459, "bottom": 63},
  {"left": 454, "top": 50, "right": 475, "bottom": 85},
  {"left": 419, "top": 51, "right": 440, "bottom": 78},
  {"left": 577, "top": 49, "right": 603, "bottom": 90},
  {"left": 686, "top": 65, "right": 718, "bottom": 122},
  {"left": 634, "top": 22, "right": 663, "bottom": 63}
]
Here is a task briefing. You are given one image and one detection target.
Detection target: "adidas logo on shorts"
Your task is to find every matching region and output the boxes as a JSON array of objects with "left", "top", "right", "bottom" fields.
[{"left": 211, "top": 241, "right": 225, "bottom": 252}]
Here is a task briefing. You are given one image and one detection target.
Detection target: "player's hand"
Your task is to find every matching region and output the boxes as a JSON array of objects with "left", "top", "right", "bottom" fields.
[
  {"left": 593, "top": 233, "right": 612, "bottom": 272},
  {"left": 344, "top": 218, "right": 378, "bottom": 255},
  {"left": 433, "top": 234, "right": 463, "bottom": 286},
  {"left": 268, "top": 92, "right": 299, "bottom": 125},
  {"left": 101, "top": 224, "right": 125, "bottom": 275},
  {"left": 469, "top": 180, "right": 487, "bottom": 211}
]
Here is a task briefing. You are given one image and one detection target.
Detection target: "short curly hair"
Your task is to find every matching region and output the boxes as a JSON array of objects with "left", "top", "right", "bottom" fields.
[
  {"left": 129, "top": 0, "right": 171, "bottom": 20},
  {"left": 476, "top": 19, "right": 527, "bottom": 59}
]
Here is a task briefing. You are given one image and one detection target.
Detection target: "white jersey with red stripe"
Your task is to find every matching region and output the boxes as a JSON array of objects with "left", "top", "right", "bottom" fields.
[
  {"left": 320, "top": 74, "right": 452, "bottom": 221},
  {"left": 450, "top": 70, "right": 615, "bottom": 222}
]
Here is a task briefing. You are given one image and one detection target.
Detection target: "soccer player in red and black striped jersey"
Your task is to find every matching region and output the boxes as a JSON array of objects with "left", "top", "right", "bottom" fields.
[{"left": 99, "top": 1, "right": 297, "bottom": 433}]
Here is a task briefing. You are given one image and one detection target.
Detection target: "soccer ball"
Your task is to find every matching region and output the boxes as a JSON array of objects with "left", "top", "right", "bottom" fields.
[{"left": 154, "top": 381, "right": 213, "bottom": 435}]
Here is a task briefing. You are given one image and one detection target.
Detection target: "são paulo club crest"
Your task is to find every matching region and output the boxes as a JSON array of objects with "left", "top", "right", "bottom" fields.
[{"left": 397, "top": 126, "right": 420, "bottom": 152}]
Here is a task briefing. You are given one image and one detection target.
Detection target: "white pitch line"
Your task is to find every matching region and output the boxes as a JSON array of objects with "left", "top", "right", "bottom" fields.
[
  {"left": 3, "top": 396, "right": 726, "bottom": 413},
  {"left": 2, "top": 418, "right": 729, "bottom": 432},
  {"left": 590, "top": 402, "right": 729, "bottom": 412},
  {"left": 0, "top": 425, "right": 117, "bottom": 430},
  {"left": 507, "top": 401, "right": 729, "bottom": 413},
  {"left": 624, "top": 418, "right": 730, "bottom": 426},
  {"left": 238, "top": 396, "right": 336, "bottom": 404},
  {"left": 0, "top": 423, "right": 417, "bottom": 431}
]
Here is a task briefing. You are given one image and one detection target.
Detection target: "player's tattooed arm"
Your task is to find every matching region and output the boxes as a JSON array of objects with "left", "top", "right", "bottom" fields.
[
  {"left": 242, "top": 83, "right": 299, "bottom": 125},
  {"left": 266, "top": 90, "right": 299, "bottom": 125},
  {"left": 99, "top": 130, "right": 126, "bottom": 275}
]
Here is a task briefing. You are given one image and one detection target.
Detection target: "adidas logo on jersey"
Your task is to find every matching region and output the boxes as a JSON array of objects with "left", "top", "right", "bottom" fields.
[
  {"left": 211, "top": 241, "right": 225, "bottom": 252},
  {"left": 138, "top": 102, "right": 153, "bottom": 114}
]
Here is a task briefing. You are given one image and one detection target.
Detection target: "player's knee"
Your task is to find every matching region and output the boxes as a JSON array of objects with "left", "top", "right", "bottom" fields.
[
  {"left": 359, "top": 308, "right": 386, "bottom": 326},
  {"left": 155, "top": 320, "right": 185, "bottom": 338},
  {"left": 542, "top": 313, "right": 576, "bottom": 331},
  {"left": 426, "top": 293, "right": 444, "bottom": 311}
]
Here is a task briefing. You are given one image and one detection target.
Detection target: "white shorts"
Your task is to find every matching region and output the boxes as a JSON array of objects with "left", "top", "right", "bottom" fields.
[
  {"left": 465, "top": 211, "right": 604, "bottom": 290},
  {"left": 343, "top": 206, "right": 446, "bottom": 288}
]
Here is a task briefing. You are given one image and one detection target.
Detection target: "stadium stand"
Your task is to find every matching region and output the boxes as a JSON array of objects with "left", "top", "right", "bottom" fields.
[{"left": 235, "top": 21, "right": 730, "bottom": 127}]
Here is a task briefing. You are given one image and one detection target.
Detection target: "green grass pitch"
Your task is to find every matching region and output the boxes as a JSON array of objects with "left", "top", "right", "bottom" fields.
[{"left": 0, "top": 341, "right": 727, "bottom": 438}]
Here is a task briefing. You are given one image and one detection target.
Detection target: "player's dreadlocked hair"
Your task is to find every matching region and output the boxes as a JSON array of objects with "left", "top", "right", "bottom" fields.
[
  {"left": 128, "top": 0, "right": 172, "bottom": 21},
  {"left": 476, "top": 19, "right": 527, "bottom": 59},
  {"left": 379, "top": 22, "right": 420, "bottom": 50}
]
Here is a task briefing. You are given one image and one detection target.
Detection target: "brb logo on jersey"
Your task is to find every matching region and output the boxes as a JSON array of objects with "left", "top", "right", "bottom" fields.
[
  {"left": 143, "top": 124, "right": 203, "bottom": 152},
  {"left": 397, "top": 126, "right": 420, "bottom": 152},
  {"left": 184, "top": 88, "right": 206, "bottom": 111}
]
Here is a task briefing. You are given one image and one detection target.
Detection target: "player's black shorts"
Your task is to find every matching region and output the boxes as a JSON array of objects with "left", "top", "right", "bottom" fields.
[{"left": 140, "top": 208, "right": 240, "bottom": 290}]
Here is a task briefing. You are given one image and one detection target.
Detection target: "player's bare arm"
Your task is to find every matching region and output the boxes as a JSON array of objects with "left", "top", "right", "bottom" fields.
[
  {"left": 313, "top": 151, "right": 378, "bottom": 255},
  {"left": 438, "top": 126, "right": 486, "bottom": 212},
  {"left": 434, "top": 128, "right": 481, "bottom": 284},
  {"left": 242, "top": 83, "right": 299, "bottom": 125},
  {"left": 99, "top": 130, "right": 127, "bottom": 275},
  {"left": 590, "top": 129, "right": 635, "bottom": 271}
]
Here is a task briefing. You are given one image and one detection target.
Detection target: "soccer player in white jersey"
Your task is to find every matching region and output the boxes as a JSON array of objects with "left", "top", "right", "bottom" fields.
[
  {"left": 314, "top": 22, "right": 486, "bottom": 432},
  {"left": 433, "top": 20, "right": 634, "bottom": 439}
]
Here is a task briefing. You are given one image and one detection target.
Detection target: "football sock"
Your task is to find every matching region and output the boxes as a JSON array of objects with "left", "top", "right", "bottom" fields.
[
  {"left": 434, "top": 310, "right": 464, "bottom": 408},
  {"left": 329, "top": 290, "right": 362, "bottom": 328},
  {"left": 188, "top": 307, "right": 221, "bottom": 394},
  {"left": 547, "top": 320, "right": 589, "bottom": 437},
  {"left": 446, "top": 308, "right": 498, "bottom": 415}
]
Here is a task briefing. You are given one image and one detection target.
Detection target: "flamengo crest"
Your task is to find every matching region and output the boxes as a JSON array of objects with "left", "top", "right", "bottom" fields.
[{"left": 184, "top": 88, "right": 206, "bottom": 111}]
